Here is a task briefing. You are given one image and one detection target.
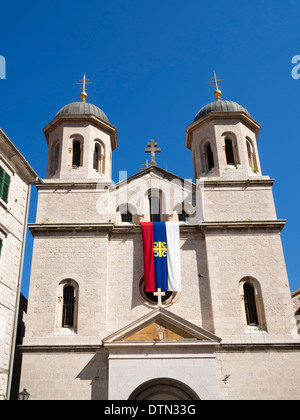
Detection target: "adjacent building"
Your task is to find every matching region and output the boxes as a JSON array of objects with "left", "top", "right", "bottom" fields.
[{"left": 0, "top": 128, "right": 39, "bottom": 399}]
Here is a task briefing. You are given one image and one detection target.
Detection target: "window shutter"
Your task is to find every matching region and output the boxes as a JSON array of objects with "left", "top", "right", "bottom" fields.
[
  {"left": 0, "top": 167, "right": 4, "bottom": 198},
  {"left": 0, "top": 239, "right": 3, "bottom": 257},
  {"left": 2, "top": 172, "right": 11, "bottom": 203}
]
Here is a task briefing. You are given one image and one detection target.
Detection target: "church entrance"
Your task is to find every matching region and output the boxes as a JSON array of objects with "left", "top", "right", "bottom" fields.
[{"left": 128, "top": 378, "right": 200, "bottom": 400}]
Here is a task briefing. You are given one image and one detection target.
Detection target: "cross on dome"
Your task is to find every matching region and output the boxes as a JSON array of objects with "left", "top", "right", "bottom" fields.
[
  {"left": 76, "top": 74, "right": 92, "bottom": 103},
  {"left": 208, "top": 71, "right": 224, "bottom": 101}
]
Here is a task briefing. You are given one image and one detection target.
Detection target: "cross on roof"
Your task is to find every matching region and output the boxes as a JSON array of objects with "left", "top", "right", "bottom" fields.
[
  {"left": 76, "top": 74, "right": 92, "bottom": 103},
  {"left": 145, "top": 140, "right": 161, "bottom": 167},
  {"left": 208, "top": 71, "right": 224, "bottom": 101},
  {"left": 153, "top": 288, "right": 166, "bottom": 307}
]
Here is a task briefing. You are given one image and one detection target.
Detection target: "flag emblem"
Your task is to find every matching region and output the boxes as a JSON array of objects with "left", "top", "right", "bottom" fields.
[
  {"left": 153, "top": 241, "right": 167, "bottom": 258},
  {"left": 141, "top": 222, "right": 181, "bottom": 292}
]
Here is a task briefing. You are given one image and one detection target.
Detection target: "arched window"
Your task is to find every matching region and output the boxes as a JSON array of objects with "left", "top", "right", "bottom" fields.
[
  {"left": 93, "top": 143, "right": 99, "bottom": 170},
  {"left": 295, "top": 308, "right": 300, "bottom": 334},
  {"left": 225, "top": 138, "right": 235, "bottom": 165},
  {"left": 206, "top": 143, "right": 215, "bottom": 170},
  {"left": 53, "top": 142, "right": 60, "bottom": 174},
  {"left": 240, "top": 278, "right": 266, "bottom": 331},
  {"left": 246, "top": 138, "right": 257, "bottom": 171},
  {"left": 72, "top": 140, "right": 82, "bottom": 167},
  {"left": 93, "top": 142, "right": 105, "bottom": 174},
  {"left": 62, "top": 286, "right": 75, "bottom": 328},
  {"left": 56, "top": 279, "right": 79, "bottom": 333},
  {"left": 149, "top": 195, "right": 161, "bottom": 222},
  {"left": 200, "top": 139, "right": 215, "bottom": 173},
  {"left": 49, "top": 141, "right": 60, "bottom": 176},
  {"left": 243, "top": 283, "right": 259, "bottom": 326}
]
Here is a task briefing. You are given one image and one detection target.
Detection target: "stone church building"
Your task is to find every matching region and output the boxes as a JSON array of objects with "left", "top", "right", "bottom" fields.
[{"left": 19, "top": 85, "right": 300, "bottom": 400}]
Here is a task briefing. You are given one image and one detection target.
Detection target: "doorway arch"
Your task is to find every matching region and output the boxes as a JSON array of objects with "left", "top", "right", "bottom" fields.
[{"left": 128, "top": 378, "right": 200, "bottom": 400}]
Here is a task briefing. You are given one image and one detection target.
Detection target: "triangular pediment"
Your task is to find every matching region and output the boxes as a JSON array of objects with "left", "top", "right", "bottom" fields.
[
  {"left": 103, "top": 308, "right": 221, "bottom": 346},
  {"left": 113, "top": 166, "right": 196, "bottom": 191}
]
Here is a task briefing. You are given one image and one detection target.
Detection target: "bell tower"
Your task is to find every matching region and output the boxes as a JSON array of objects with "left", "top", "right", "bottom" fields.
[
  {"left": 185, "top": 74, "right": 262, "bottom": 181},
  {"left": 43, "top": 75, "right": 118, "bottom": 184}
]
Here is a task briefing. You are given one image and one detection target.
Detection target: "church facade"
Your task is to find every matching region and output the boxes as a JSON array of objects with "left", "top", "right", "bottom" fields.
[{"left": 19, "top": 88, "right": 300, "bottom": 400}]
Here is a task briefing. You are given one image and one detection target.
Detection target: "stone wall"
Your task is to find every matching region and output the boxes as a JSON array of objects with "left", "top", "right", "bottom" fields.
[
  {"left": 20, "top": 349, "right": 108, "bottom": 400},
  {"left": 0, "top": 156, "right": 30, "bottom": 399},
  {"left": 205, "top": 228, "right": 294, "bottom": 338},
  {"left": 216, "top": 348, "right": 300, "bottom": 400},
  {"left": 292, "top": 289, "right": 300, "bottom": 314}
]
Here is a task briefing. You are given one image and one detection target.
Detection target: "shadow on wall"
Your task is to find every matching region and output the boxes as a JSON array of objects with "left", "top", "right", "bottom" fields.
[{"left": 76, "top": 349, "right": 108, "bottom": 400}]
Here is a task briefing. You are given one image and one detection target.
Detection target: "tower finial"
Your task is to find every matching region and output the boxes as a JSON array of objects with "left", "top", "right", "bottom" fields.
[
  {"left": 77, "top": 74, "right": 92, "bottom": 103},
  {"left": 208, "top": 71, "right": 224, "bottom": 101},
  {"left": 145, "top": 139, "right": 161, "bottom": 167}
]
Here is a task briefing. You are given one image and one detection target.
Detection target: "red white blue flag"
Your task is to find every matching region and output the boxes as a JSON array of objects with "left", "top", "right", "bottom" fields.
[{"left": 141, "top": 222, "right": 181, "bottom": 292}]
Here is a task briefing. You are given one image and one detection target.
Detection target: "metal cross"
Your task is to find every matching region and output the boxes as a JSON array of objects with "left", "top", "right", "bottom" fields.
[
  {"left": 145, "top": 140, "right": 161, "bottom": 167},
  {"left": 208, "top": 71, "right": 224, "bottom": 101},
  {"left": 77, "top": 74, "right": 92, "bottom": 102},
  {"left": 77, "top": 74, "right": 92, "bottom": 92},
  {"left": 208, "top": 71, "right": 223, "bottom": 90},
  {"left": 139, "top": 160, "right": 149, "bottom": 170},
  {"left": 153, "top": 288, "right": 166, "bottom": 307}
]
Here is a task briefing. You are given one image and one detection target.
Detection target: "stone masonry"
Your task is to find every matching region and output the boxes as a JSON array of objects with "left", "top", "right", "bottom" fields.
[
  {"left": 19, "top": 96, "right": 300, "bottom": 400},
  {"left": 0, "top": 128, "right": 38, "bottom": 400}
]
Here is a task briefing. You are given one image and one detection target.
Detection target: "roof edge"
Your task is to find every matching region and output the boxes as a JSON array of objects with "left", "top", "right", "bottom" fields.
[{"left": 0, "top": 128, "right": 42, "bottom": 184}]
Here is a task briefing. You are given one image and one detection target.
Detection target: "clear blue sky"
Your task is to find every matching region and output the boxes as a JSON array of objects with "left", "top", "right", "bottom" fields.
[{"left": 0, "top": 0, "right": 299, "bottom": 296}]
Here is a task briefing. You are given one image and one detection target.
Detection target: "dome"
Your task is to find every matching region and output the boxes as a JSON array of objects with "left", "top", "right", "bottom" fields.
[
  {"left": 194, "top": 100, "right": 250, "bottom": 122},
  {"left": 56, "top": 102, "right": 110, "bottom": 123}
]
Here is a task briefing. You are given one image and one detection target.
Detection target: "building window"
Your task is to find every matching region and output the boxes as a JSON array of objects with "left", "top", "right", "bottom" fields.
[
  {"left": 200, "top": 139, "right": 215, "bottom": 174},
  {"left": 225, "top": 138, "right": 235, "bottom": 165},
  {"left": 62, "top": 286, "right": 75, "bottom": 328},
  {"left": 56, "top": 279, "right": 79, "bottom": 333},
  {"left": 53, "top": 143, "right": 59, "bottom": 173},
  {"left": 178, "top": 210, "right": 188, "bottom": 222},
  {"left": 144, "top": 290, "right": 172, "bottom": 304},
  {"left": 93, "top": 142, "right": 105, "bottom": 174},
  {"left": 139, "top": 277, "right": 178, "bottom": 307},
  {"left": 246, "top": 138, "right": 257, "bottom": 171},
  {"left": 295, "top": 308, "right": 300, "bottom": 334},
  {"left": 121, "top": 211, "right": 133, "bottom": 223},
  {"left": 0, "top": 238, "right": 3, "bottom": 257},
  {"left": 72, "top": 141, "right": 82, "bottom": 167},
  {"left": 50, "top": 141, "right": 60, "bottom": 175},
  {"left": 206, "top": 143, "right": 215, "bottom": 170},
  {"left": 149, "top": 195, "right": 161, "bottom": 222},
  {"left": 243, "top": 283, "right": 259, "bottom": 326},
  {"left": 0, "top": 166, "right": 11, "bottom": 203},
  {"left": 93, "top": 143, "right": 100, "bottom": 171}
]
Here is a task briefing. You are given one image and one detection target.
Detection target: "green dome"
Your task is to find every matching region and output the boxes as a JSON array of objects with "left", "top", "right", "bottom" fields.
[
  {"left": 56, "top": 102, "right": 110, "bottom": 123},
  {"left": 194, "top": 100, "right": 250, "bottom": 122}
]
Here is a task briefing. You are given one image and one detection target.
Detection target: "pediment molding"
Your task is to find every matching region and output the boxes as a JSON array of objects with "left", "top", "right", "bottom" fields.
[{"left": 103, "top": 308, "right": 221, "bottom": 347}]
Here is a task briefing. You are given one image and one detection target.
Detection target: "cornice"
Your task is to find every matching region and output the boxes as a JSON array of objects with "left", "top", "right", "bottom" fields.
[
  {"left": 185, "top": 111, "right": 261, "bottom": 150},
  {"left": 43, "top": 114, "right": 118, "bottom": 151},
  {"left": 28, "top": 220, "right": 286, "bottom": 237}
]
